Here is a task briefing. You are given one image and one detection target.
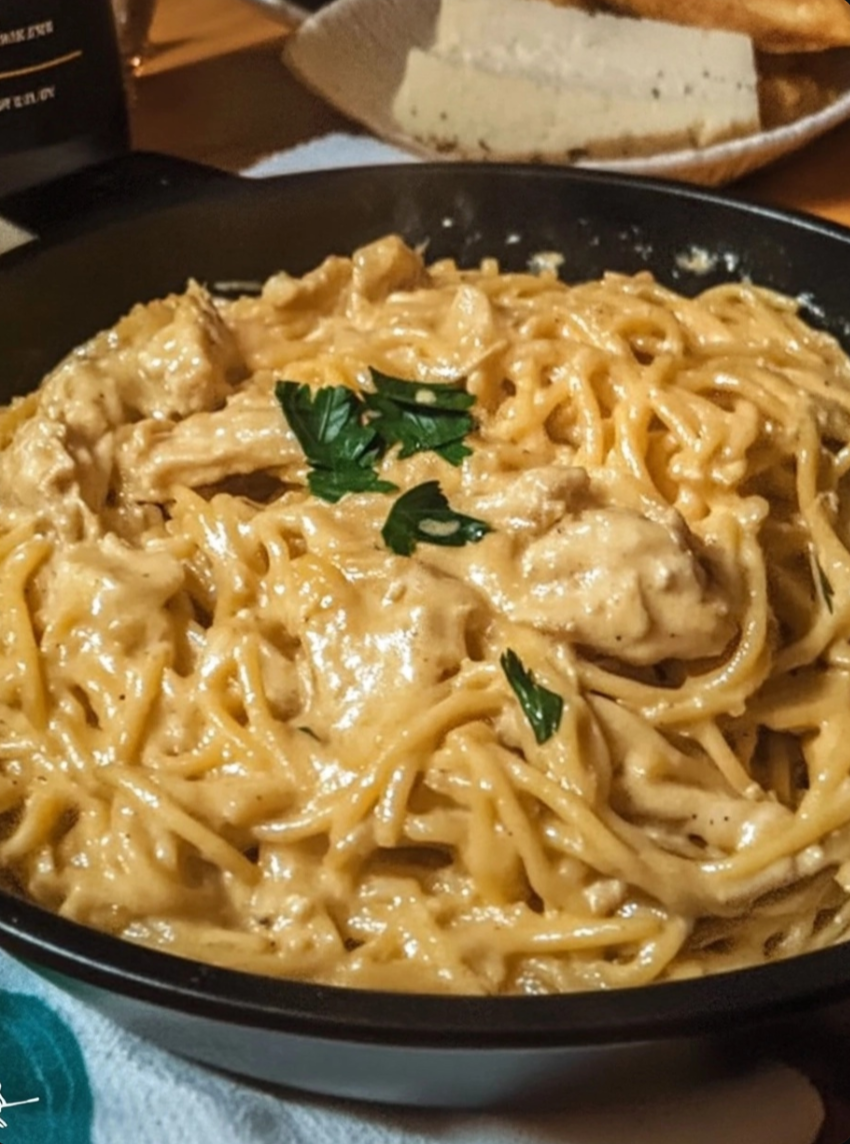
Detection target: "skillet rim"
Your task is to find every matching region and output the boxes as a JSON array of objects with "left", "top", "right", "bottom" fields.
[
  {"left": 2, "top": 160, "right": 850, "bottom": 1050},
  {"left": 2, "top": 158, "right": 850, "bottom": 271},
  {"left": 4, "top": 889, "right": 850, "bottom": 1048}
]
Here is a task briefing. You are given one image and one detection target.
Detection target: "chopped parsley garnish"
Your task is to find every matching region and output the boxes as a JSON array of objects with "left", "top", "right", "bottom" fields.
[
  {"left": 815, "top": 558, "right": 835, "bottom": 614},
  {"left": 381, "top": 480, "right": 491, "bottom": 556},
  {"left": 500, "top": 649, "right": 564, "bottom": 745},
  {"left": 275, "top": 370, "right": 477, "bottom": 502},
  {"left": 275, "top": 381, "right": 396, "bottom": 503},
  {"left": 364, "top": 368, "right": 475, "bottom": 466}
]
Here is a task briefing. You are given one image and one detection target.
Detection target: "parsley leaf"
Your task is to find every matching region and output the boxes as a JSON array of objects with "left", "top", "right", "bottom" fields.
[
  {"left": 275, "top": 381, "right": 396, "bottom": 503},
  {"left": 500, "top": 649, "right": 564, "bottom": 745},
  {"left": 306, "top": 466, "right": 395, "bottom": 503},
  {"left": 381, "top": 480, "right": 491, "bottom": 556},
  {"left": 276, "top": 369, "right": 479, "bottom": 501},
  {"left": 816, "top": 558, "right": 835, "bottom": 614},
  {"left": 368, "top": 368, "right": 476, "bottom": 413},
  {"left": 364, "top": 368, "right": 475, "bottom": 465}
]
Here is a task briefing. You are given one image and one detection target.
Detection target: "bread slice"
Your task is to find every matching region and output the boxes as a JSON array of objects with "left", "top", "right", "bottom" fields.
[
  {"left": 579, "top": 0, "right": 850, "bottom": 54},
  {"left": 392, "top": 0, "right": 761, "bottom": 160}
]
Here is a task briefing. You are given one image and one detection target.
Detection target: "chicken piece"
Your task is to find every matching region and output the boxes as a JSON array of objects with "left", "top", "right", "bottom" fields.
[
  {"left": 289, "top": 554, "right": 485, "bottom": 736},
  {"left": 225, "top": 257, "right": 355, "bottom": 372},
  {"left": 0, "top": 415, "right": 79, "bottom": 517},
  {"left": 351, "top": 235, "right": 430, "bottom": 304},
  {"left": 42, "top": 281, "right": 244, "bottom": 429},
  {"left": 242, "top": 236, "right": 426, "bottom": 320},
  {"left": 470, "top": 464, "right": 590, "bottom": 536},
  {"left": 421, "top": 481, "right": 735, "bottom": 666},
  {"left": 115, "top": 385, "right": 299, "bottom": 503},
  {"left": 438, "top": 284, "right": 498, "bottom": 373},
  {"left": 1, "top": 284, "right": 245, "bottom": 527},
  {"left": 258, "top": 255, "right": 353, "bottom": 315},
  {"left": 516, "top": 507, "right": 735, "bottom": 664},
  {"left": 39, "top": 533, "right": 185, "bottom": 661}
]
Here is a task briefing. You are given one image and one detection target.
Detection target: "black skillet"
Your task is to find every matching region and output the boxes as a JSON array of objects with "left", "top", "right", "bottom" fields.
[{"left": 1, "top": 156, "right": 850, "bottom": 1106}]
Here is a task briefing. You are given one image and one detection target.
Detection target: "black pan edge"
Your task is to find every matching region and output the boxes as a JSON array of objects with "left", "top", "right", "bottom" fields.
[
  {"left": 3, "top": 161, "right": 850, "bottom": 1050},
  {"left": 4, "top": 162, "right": 850, "bottom": 401},
  {"left": 2, "top": 894, "right": 849, "bottom": 1049},
  {"left": 2, "top": 160, "right": 849, "bottom": 267}
]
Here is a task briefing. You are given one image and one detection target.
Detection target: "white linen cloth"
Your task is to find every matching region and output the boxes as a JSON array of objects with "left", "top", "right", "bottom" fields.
[
  {"left": 0, "top": 950, "right": 828, "bottom": 1144},
  {"left": 243, "top": 131, "right": 414, "bottom": 176},
  {"left": 0, "top": 134, "right": 829, "bottom": 1144}
]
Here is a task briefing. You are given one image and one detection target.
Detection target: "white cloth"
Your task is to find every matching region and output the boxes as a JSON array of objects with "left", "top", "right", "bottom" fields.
[
  {"left": 0, "top": 133, "right": 829, "bottom": 1144},
  {"left": 0, "top": 950, "right": 828, "bottom": 1144},
  {"left": 242, "top": 131, "right": 413, "bottom": 177},
  {"left": 0, "top": 215, "right": 35, "bottom": 256}
]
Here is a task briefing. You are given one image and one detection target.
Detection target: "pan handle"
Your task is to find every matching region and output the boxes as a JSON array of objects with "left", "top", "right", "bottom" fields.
[{"left": 0, "top": 151, "right": 238, "bottom": 257}]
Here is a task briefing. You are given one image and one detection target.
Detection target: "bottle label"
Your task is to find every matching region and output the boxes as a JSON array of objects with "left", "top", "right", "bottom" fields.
[
  {"left": 0, "top": 1, "right": 128, "bottom": 197},
  {"left": 0, "top": 19, "right": 67, "bottom": 141}
]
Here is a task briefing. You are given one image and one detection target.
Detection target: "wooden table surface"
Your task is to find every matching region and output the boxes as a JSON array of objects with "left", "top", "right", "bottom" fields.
[{"left": 132, "top": 2, "right": 850, "bottom": 1139}]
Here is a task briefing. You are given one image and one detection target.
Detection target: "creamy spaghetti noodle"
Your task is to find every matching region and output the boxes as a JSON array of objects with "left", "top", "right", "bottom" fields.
[{"left": 2, "top": 235, "right": 850, "bottom": 995}]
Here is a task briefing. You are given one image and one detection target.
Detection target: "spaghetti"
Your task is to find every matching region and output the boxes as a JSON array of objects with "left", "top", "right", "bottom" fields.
[{"left": 2, "top": 234, "right": 850, "bottom": 994}]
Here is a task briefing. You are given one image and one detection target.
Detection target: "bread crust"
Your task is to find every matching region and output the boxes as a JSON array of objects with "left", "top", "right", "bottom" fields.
[{"left": 541, "top": 0, "right": 850, "bottom": 53}]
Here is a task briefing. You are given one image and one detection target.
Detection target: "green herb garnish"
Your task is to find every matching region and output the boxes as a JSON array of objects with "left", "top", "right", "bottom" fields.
[
  {"left": 816, "top": 558, "right": 835, "bottom": 614},
  {"left": 381, "top": 480, "right": 491, "bottom": 556},
  {"left": 500, "top": 649, "right": 564, "bottom": 745},
  {"left": 364, "top": 368, "right": 475, "bottom": 466},
  {"left": 275, "top": 381, "right": 396, "bottom": 503},
  {"left": 276, "top": 369, "right": 479, "bottom": 502}
]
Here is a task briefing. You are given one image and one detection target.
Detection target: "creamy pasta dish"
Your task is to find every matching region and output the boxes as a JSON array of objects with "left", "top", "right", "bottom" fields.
[{"left": 2, "top": 235, "right": 850, "bottom": 995}]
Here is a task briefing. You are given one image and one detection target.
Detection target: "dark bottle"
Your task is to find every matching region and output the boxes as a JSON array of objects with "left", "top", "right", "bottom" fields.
[{"left": 0, "top": 0, "right": 129, "bottom": 199}]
